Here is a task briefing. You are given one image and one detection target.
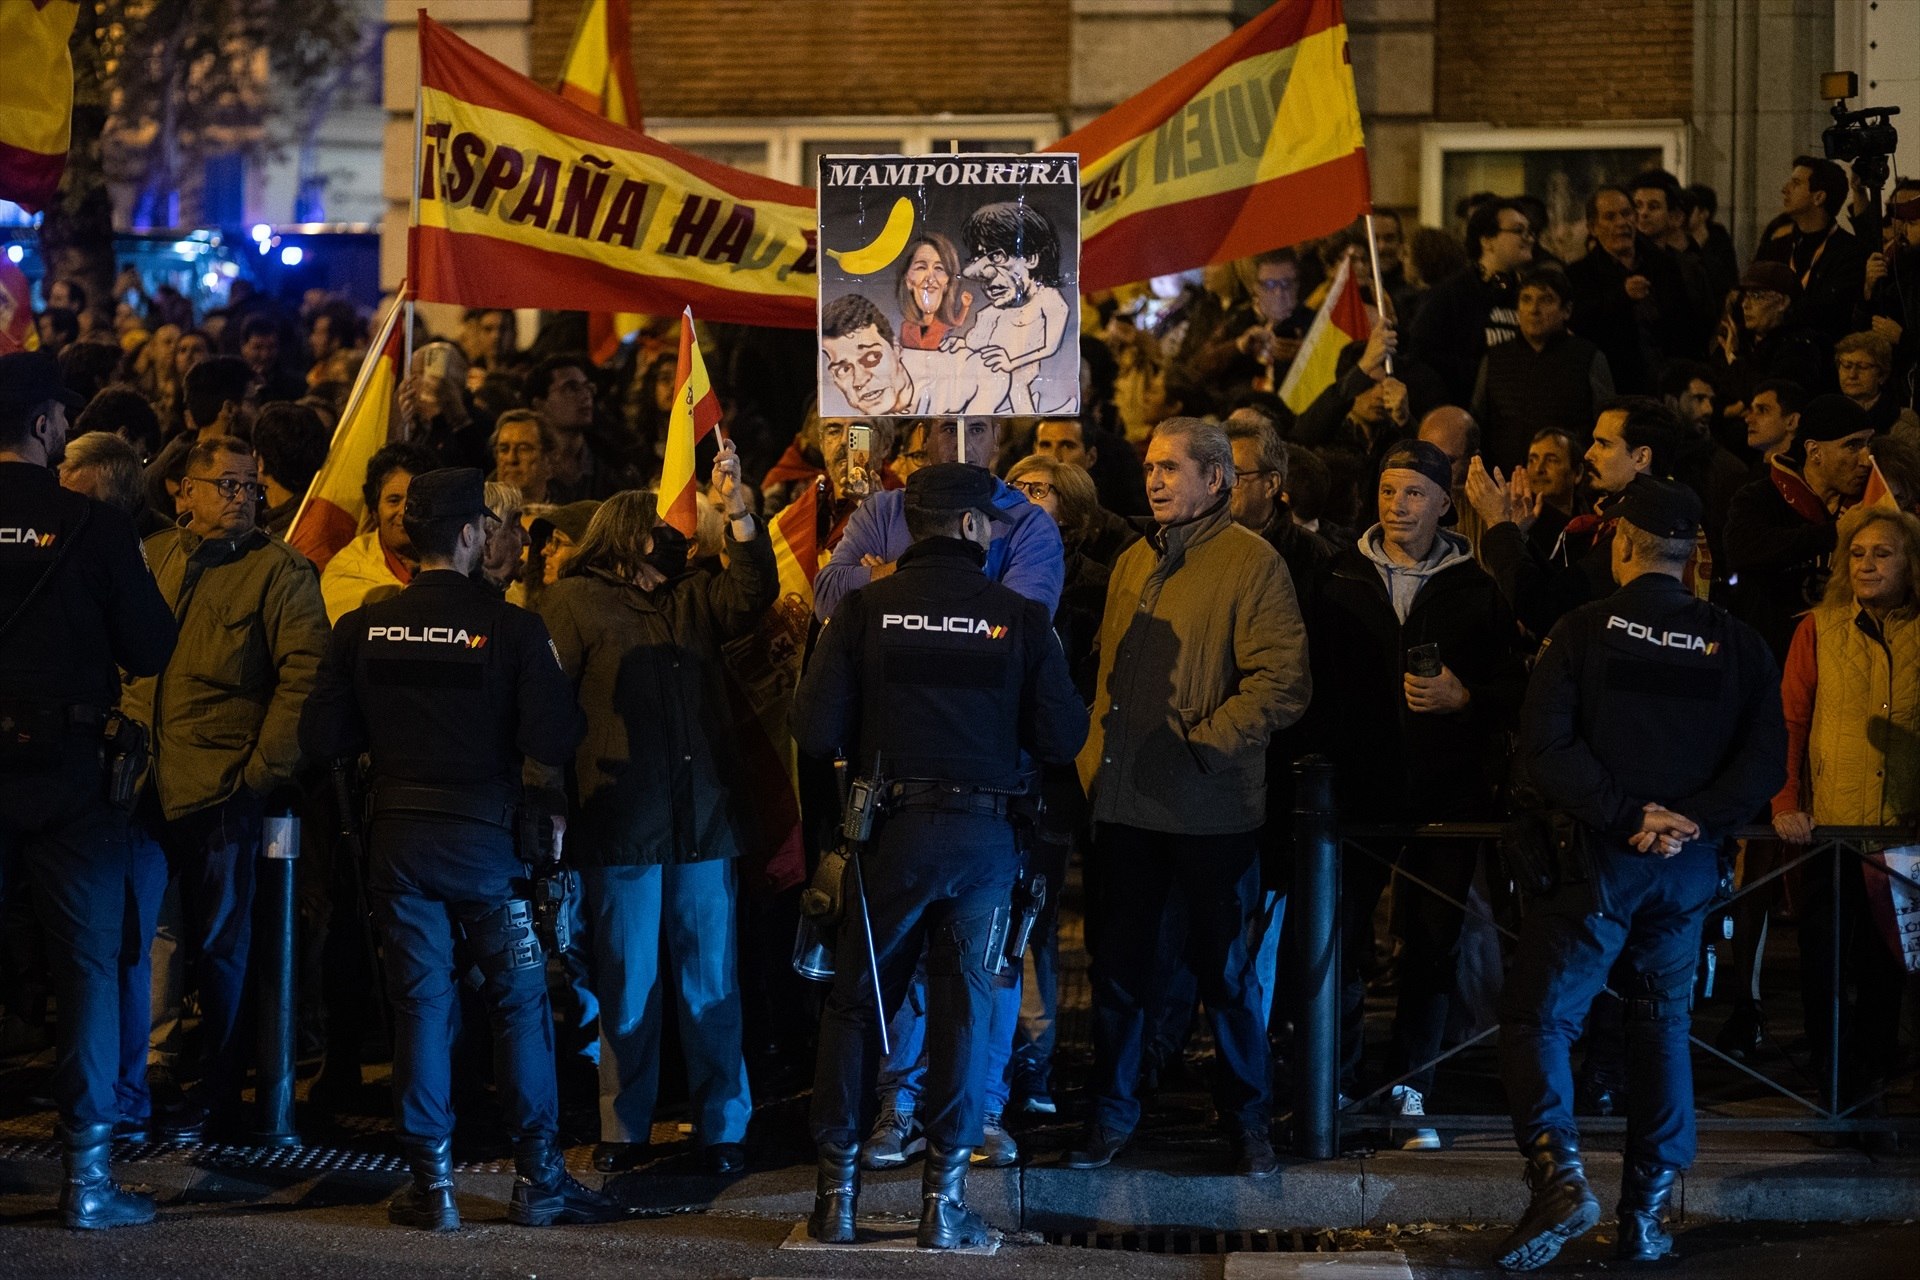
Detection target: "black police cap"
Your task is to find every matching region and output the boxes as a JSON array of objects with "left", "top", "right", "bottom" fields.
[
  {"left": 0, "top": 350, "right": 86, "bottom": 419},
  {"left": 404, "top": 467, "right": 494, "bottom": 521},
  {"left": 1613, "top": 475, "right": 1701, "bottom": 539},
  {"left": 1795, "top": 393, "right": 1872, "bottom": 443},
  {"left": 906, "top": 462, "right": 997, "bottom": 514}
]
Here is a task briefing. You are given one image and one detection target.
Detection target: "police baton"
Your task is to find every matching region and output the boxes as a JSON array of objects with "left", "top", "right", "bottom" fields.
[{"left": 847, "top": 847, "right": 889, "bottom": 1057}]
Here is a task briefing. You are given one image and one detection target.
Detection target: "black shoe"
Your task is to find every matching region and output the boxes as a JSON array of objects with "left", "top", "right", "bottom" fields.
[
  {"left": 1232, "top": 1126, "right": 1279, "bottom": 1179},
  {"left": 59, "top": 1122, "right": 156, "bottom": 1230},
  {"left": 1061, "top": 1125, "right": 1130, "bottom": 1170},
  {"left": 806, "top": 1142, "right": 859, "bottom": 1244},
  {"left": 1616, "top": 1163, "right": 1677, "bottom": 1263},
  {"left": 389, "top": 1137, "right": 459, "bottom": 1231},
  {"left": 704, "top": 1142, "right": 747, "bottom": 1175},
  {"left": 509, "top": 1139, "right": 632, "bottom": 1226},
  {"left": 1714, "top": 1003, "right": 1764, "bottom": 1061},
  {"left": 1493, "top": 1133, "right": 1601, "bottom": 1271},
  {"left": 1012, "top": 1054, "right": 1057, "bottom": 1115},
  {"left": 111, "top": 1118, "right": 149, "bottom": 1144},
  {"left": 917, "top": 1143, "right": 990, "bottom": 1250},
  {"left": 154, "top": 1101, "right": 207, "bottom": 1144},
  {"left": 592, "top": 1142, "right": 650, "bottom": 1173}
]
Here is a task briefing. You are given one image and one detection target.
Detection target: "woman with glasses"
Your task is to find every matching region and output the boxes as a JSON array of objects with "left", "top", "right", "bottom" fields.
[{"left": 1833, "top": 330, "right": 1915, "bottom": 435}]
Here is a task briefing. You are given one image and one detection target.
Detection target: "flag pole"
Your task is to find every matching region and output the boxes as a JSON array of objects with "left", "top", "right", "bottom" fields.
[
  {"left": 1362, "top": 212, "right": 1393, "bottom": 377},
  {"left": 405, "top": 40, "right": 426, "bottom": 375}
]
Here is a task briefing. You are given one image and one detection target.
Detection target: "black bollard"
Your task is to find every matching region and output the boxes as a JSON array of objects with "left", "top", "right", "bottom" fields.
[
  {"left": 255, "top": 810, "right": 301, "bottom": 1147},
  {"left": 1291, "top": 756, "right": 1339, "bottom": 1160}
]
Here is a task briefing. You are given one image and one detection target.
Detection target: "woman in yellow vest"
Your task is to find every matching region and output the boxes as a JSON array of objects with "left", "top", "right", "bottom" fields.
[{"left": 1771, "top": 503, "right": 1920, "bottom": 1135}]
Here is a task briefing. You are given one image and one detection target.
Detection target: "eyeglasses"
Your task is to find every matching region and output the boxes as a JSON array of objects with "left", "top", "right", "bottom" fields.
[
  {"left": 1836, "top": 359, "right": 1883, "bottom": 376},
  {"left": 187, "top": 475, "right": 266, "bottom": 501},
  {"left": 1498, "top": 224, "right": 1536, "bottom": 240},
  {"left": 1233, "top": 468, "right": 1276, "bottom": 486},
  {"left": 1010, "top": 480, "right": 1054, "bottom": 501}
]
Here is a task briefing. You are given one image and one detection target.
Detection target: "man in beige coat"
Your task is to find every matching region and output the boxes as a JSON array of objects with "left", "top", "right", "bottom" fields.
[{"left": 1065, "top": 416, "right": 1311, "bottom": 1178}]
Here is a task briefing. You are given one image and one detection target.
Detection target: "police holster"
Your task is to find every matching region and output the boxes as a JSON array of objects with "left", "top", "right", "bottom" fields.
[{"left": 1501, "top": 808, "right": 1593, "bottom": 900}]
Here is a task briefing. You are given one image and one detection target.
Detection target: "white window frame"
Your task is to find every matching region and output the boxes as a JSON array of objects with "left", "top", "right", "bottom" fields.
[
  {"left": 1417, "top": 122, "right": 1690, "bottom": 228},
  {"left": 648, "top": 115, "right": 1062, "bottom": 185}
]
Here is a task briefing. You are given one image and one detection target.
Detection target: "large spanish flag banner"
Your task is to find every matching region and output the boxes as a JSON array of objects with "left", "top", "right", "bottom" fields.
[
  {"left": 412, "top": 14, "right": 816, "bottom": 328},
  {"left": 0, "top": 0, "right": 80, "bottom": 214},
  {"left": 1048, "top": 0, "right": 1369, "bottom": 292},
  {"left": 557, "top": 0, "right": 648, "bottom": 362},
  {"left": 288, "top": 292, "right": 408, "bottom": 571}
]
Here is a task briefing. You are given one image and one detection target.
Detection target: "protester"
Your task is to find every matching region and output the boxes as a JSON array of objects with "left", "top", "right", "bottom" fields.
[
  {"left": 57, "top": 431, "right": 148, "bottom": 523},
  {"left": 1566, "top": 186, "right": 1694, "bottom": 395},
  {"left": 321, "top": 442, "right": 436, "bottom": 623},
  {"left": 1472, "top": 264, "right": 1613, "bottom": 470},
  {"left": 489, "top": 408, "right": 556, "bottom": 504},
  {"left": 1755, "top": 156, "right": 1867, "bottom": 343},
  {"left": 1722, "top": 261, "right": 1829, "bottom": 406},
  {"left": 182, "top": 356, "right": 254, "bottom": 441},
  {"left": 1833, "top": 331, "right": 1912, "bottom": 435},
  {"left": 1411, "top": 199, "right": 1534, "bottom": 403},
  {"left": 251, "top": 402, "right": 330, "bottom": 536}
]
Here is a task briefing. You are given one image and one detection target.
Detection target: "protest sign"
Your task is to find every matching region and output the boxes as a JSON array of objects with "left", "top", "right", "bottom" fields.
[{"left": 816, "top": 154, "right": 1081, "bottom": 419}]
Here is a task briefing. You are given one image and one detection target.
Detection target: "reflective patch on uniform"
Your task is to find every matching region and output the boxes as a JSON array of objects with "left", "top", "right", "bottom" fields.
[
  {"left": 880, "top": 612, "right": 1008, "bottom": 639},
  {"left": 0, "top": 527, "right": 57, "bottom": 547},
  {"left": 549, "top": 638, "right": 562, "bottom": 668},
  {"left": 366, "top": 624, "right": 488, "bottom": 648},
  {"left": 1604, "top": 614, "right": 1719, "bottom": 654}
]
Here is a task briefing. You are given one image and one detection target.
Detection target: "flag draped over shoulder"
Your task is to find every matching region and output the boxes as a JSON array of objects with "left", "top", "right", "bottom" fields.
[
  {"left": 558, "top": 0, "right": 648, "bottom": 362},
  {"left": 659, "top": 308, "right": 720, "bottom": 537},
  {"left": 288, "top": 293, "right": 407, "bottom": 570},
  {"left": 1048, "top": 0, "right": 1369, "bottom": 292},
  {"left": 1278, "top": 255, "right": 1368, "bottom": 415},
  {"left": 412, "top": 15, "right": 816, "bottom": 329},
  {"left": 0, "top": 259, "right": 37, "bottom": 354},
  {"left": 0, "top": 0, "right": 79, "bottom": 214}
]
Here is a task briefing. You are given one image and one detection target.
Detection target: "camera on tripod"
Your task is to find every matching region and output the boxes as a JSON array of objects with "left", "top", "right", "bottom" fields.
[{"left": 1822, "top": 71, "right": 1899, "bottom": 197}]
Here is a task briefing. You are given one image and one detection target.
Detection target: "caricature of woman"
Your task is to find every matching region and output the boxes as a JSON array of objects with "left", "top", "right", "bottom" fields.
[{"left": 895, "top": 232, "right": 972, "bottom": 351}]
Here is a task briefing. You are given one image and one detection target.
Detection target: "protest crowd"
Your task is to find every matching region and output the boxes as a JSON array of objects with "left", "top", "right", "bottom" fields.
[{"left": 5, "top": 127, "right": 1920, "bottom": 1263}]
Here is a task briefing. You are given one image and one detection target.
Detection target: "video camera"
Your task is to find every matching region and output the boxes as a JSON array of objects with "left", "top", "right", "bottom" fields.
[{"left": 1821, "top": 71, "right": 1900, "bottom": 210}]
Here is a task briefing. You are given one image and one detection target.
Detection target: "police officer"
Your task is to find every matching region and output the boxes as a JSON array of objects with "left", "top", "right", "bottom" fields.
[
  {"left": 792, "top": 463, "right": 1086, "bottom": 1250},
  {"left": 0, "top": 351, "right": 177, "bottom": 1228},
  {"left": 299, "top": 468, "right": 623, "bottom": 1230},
  {"left": 1495, "top": 476, "right": 1785, "bottom": 1271}
]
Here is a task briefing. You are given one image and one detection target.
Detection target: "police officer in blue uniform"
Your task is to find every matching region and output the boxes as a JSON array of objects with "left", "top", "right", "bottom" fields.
[
  {"left": 792, "top": 463, "right": 1086, "bottom": 1250},
  {"left": 1495, "top": 477, "right": 1785, "bottom": 1271},
  {"left": 0, "top": 351, "right": 177, "bottom": 1229},
  {"left": 299, "top": 468, "right": 623, "bottom": 1231}
]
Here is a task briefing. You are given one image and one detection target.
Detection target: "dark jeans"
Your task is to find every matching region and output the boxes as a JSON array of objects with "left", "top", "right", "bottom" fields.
[
  {"left": 117, "top": 832, "right": 170, "bottom": 1122},
  {"left": 152, "top": 789, "right": 262, "bottom": 1110},
  {"left": 1340, "top": 840, "right": 1480, "bottom": 1097},
  {"left": 1086, "top": 823, "right": 1268, "bottom": 1136},
  {"left": 0, "top": 793, "right": 134, "bottom": 1130},
  {"left": 370, "top": 815, "right": 558, "bottom": 1146},
  {"left": 1499, "top": 841, "right": 1720, "bottom": 1170},
  {"left": 810, "top": 808, "right": 1016, "bottom": 1151}
]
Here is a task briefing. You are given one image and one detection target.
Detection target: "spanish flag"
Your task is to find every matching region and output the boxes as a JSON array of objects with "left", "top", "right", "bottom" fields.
[
  {"left": 659, "top": 307, "right": 720, "bottom": 538},
  {"left": 557, "top": 0, "right": 647, "bottom": 363},
  {"left": 1863, "top": 456, "right": 1900, "bottom": 512},
  {"left": 412, "top": 15, "right": 816, "bottom": 328},
  {"left": 1049, "top": 0, "right": 1369, "bottom": 291},
  {"left": 1277, "top": 253, "right": 1368, "bottom": 416},
  {"left": 288, "top": 291, "right": 407, "bottom": 571},
  {"left": 0, "top": 1, "right": 80, "bottom": 214}
]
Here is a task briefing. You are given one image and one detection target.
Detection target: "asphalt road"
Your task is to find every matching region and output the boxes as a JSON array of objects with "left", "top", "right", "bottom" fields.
[{"left": 1, "top": 1187, "right": 1913, "bottom": 1280}]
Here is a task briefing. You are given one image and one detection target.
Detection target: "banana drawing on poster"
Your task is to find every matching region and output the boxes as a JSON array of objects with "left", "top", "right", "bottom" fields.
[{"left": 817, "top": 153, "right": 1081, "bottom": 419}]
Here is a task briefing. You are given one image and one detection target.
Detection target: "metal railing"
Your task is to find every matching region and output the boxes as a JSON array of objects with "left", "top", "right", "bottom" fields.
[{"left": 1288, "top": 756, "right": 1920, "bottom": 1158}]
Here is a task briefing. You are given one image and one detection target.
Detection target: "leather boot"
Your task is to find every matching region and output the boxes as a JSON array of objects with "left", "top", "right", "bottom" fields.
[
  {"left": 507, "top": 1137, "right": 631, "bottom": 1226},
  {"left": 389, "top": 1136, "right": 459, "bottom": 1230},
  {"left": 806, "top": 1141, "right": 859, "bottom": 1244},
  {"left": 1493, "top": 1133, "right": 1601, "bottom": 1272},
  {"left": 917, "top": 1142, "right": 990, "bottom": 1250},
  {"left": 59, "top": 1122, "right": 156, "bottom": 1230},
  {"left": 1616, "top": 1163, "right": 1678, "bottom": 1263}
]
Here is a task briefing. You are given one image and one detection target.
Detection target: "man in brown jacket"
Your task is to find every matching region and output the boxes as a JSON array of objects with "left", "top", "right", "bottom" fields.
[{"left": 1065, "top": 416, "right": 1311, "bottom": 1178}]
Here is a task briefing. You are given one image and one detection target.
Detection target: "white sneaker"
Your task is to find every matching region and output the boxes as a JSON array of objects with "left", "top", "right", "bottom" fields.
[{"left": 1390, "top": 1085, "right": 1440, "bottom": 1151}]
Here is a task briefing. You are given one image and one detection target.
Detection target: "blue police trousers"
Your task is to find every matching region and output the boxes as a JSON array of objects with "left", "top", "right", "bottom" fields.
[
  {"left": 1499, "top": 841, "right": 1720, "bottom": 1171},
  {"left": 369, "top": 816, "right": 558, "bottom": 1146},
  {"left": 811, "top": 809, "right": 1017, "bottom": 1151}
]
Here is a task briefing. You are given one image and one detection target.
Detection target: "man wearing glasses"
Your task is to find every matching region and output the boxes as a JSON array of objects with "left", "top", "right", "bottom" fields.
[
  {"left": 123, "top": 435, "right": 330, "bottom": 1140},
  {"left": 1411, "top": 198, "right": 1536, "bottom": 405}
]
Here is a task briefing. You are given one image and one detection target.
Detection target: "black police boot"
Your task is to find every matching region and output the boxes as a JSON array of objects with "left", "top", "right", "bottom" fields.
[
  {"left": 507, "top": 1137, "right": 630, "bottom": 1226},
  {"left": 389, "top": 1136, "right": 459, "bottom": 1231},
  {"left": 917, "top": 1143, "right": 990, "bottom": 1250},
  {"left": 1493, "top": 1133, "right": 1601, "bottom": 1272},
  {"left": 806, "top": 1141, "right": 859, "bottom": 1244},
  {"left": 1615, "top": 1163, "right": 1678, "bottom": 1263},
  {"left": 58, "top": 1122, "right": 156, "bottom": 1230}
]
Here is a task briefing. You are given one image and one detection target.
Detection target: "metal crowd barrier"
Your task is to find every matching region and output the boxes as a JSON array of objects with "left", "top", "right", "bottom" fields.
[{"left": 1288, "top": 756, "right": 1920, "bottom": 1158}]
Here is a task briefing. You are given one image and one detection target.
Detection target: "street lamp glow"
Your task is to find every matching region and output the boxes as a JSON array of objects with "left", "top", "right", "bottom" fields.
[
  {"left": 280, "top": 245, "right": 304, "bottom": 266},
  {"left": 251, "top": 223, "right": 272, "bottom": 241},
  {"left": 4, "top": 245, "right": 21, "bottom": 264},
  {"left": 202, "top": 271, "right": 220, "bottom": 289}
]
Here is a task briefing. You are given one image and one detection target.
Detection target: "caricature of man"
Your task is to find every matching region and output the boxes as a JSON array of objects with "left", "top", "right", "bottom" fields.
[
  {"left": 820, "top": 293, "right": 1005, "bottom": 417},
  {"left": 958, "top": 202, "right": 1072, "bottom": 415}
]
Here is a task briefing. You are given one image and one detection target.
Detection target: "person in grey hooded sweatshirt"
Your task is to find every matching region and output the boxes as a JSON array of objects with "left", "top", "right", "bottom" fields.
[{"left": 1310, "top": 439, "right": 1527, "bottom": 1148}]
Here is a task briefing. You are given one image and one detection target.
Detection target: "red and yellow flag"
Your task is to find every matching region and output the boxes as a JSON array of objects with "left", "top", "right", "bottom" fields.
[
  {"left": 1277, "top": 254, "right": 1369, "bottom": 415},
  {"left": 0, "top": 0, "right": 79, "bottom": 214},
  {"left": 659, "top": 307, "right": 720, "bottom": 537},
  {"left": 289, "top": 291, "right": 407, "bottom": 570},
  {"left": 1048, "top": 0, "right": 1369, "bottom": 292},
  {"left": 0, "top": 259, "right": 37, "bottom": 354},
  {"left": 411, "top": 15, "right": 816, "bottom": 328},
  {"left": 557, "top": 0, "right": 648, "bottom": 363}
]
